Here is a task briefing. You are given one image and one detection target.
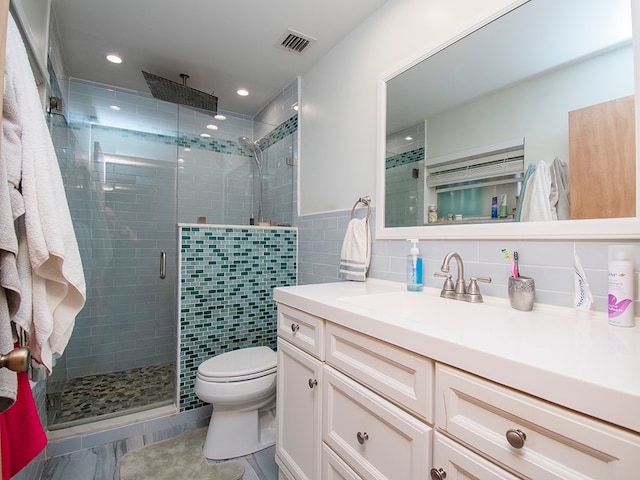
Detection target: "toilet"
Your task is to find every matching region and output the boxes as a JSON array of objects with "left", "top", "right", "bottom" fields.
[{"left": 195, "top": 346, "right": 277, "bottom": 460}]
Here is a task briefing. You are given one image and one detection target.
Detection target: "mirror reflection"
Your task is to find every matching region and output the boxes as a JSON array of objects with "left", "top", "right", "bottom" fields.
[{"left": 384, "top": 0, "right": 634, "bottom": 229}]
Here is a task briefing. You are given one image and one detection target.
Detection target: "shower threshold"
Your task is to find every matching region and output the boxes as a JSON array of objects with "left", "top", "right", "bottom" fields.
[{"left": 47, "top": 363, "right": 175, "bottom": 430}]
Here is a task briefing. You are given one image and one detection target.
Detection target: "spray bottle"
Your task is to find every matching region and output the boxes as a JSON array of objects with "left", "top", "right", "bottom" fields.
[{"left": 407, "top": 239, "right": 423, "bottom": 292}]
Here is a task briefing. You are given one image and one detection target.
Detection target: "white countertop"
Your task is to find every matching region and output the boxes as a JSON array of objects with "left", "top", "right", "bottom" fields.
[{"left": 274, "top": 279, "right": 640, "bottom": 434}]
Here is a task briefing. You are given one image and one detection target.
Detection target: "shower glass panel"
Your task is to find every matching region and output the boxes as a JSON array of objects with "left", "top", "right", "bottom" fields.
[{"left": 46, "top": 80, "right": 178, "bottom": 429}]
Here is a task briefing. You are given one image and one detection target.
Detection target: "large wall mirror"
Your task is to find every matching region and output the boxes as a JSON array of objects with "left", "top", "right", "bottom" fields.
[{"left": 376, "top": 0, "right": 640, "bottom": 240}]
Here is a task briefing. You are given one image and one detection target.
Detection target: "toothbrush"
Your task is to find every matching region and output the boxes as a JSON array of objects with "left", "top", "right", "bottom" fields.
[
  {"left": 501, "top": 248, "right": 518, "bottom": 278},
  {"left": 513, "top": 251, "right": 520, "bottom": 277}
]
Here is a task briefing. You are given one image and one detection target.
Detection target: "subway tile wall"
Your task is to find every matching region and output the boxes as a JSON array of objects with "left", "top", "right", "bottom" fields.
[
  {"left": 179, "top": 226, "right": 297, "bottom": 411},
  {"left": 296, "top": 207, "right": 639, "bottom": 316}
]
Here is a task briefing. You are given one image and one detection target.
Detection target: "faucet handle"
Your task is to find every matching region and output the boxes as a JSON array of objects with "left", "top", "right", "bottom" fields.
[
  {"left": 467, "top": 276, "right": 492, "bottom": 302},
  {"left": 468, "top": 276, "right": 492, "bottom": 292},
  {"left": 434, "top": 271, "right": 455, "bottom": 293}
]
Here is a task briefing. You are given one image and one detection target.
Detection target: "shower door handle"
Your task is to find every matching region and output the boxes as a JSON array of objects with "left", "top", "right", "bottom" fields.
[{"left": 159, "top": 250, "right": 166, "bottom": 279}]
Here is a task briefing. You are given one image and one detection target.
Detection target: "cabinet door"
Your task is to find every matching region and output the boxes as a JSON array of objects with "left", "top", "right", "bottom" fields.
[
  {"left": 432, "top": 432, "right": 520, "bottom": 480},
  {"left": 569, "top": 95, "right": 636, "bottom": 219},
  {"left": 276, "top": 339, "right": 323, "bottom": 480},
  {"left": 324, "top": 366, "right": 431, "bottom": 480}
]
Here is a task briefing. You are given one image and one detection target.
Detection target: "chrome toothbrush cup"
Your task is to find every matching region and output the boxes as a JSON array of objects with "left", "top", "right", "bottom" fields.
[{"left": 508, "top": 276, "right": 535, "bottom": 311}]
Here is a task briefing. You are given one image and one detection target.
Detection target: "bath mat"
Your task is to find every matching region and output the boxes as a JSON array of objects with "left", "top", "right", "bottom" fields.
[{"left": 120, "top": 428, "right": 244, "bottom": 480}]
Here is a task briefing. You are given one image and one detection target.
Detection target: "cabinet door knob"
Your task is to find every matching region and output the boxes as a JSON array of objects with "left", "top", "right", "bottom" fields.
[
  {"left": 308, "top": 378, "right": 317, "bottom": 388},
  {"left": 291, "top": 323, "right": 300, "bottom": 333},
  {"left": 506, "top": 428, "right": 527, "bottom": 449},
  {"left": 356, "top": 431, "right": 369, "bottom": 444},
  {"left": 430, "top": 468, "right": 447, "bottom": 480}
]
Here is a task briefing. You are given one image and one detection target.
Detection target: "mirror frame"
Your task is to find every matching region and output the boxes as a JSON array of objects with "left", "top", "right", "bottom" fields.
[{"left": 375, "top": 0, "right": 640, "bottom": 240}]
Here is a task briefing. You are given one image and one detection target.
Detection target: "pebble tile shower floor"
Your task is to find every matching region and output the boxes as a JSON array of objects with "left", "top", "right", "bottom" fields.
[{"left": 48, "top": 363, "right": 175, "bottom": 429}]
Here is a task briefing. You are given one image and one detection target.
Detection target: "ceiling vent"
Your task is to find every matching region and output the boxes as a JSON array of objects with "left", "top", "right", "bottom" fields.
[{"left": 276, "top": 29, "right": 316, "bottom": 54}]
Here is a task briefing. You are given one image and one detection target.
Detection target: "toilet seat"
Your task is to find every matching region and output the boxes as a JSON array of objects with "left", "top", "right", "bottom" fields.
[{"left": 198, "top": 346, "right": 277, "bottom": 382}]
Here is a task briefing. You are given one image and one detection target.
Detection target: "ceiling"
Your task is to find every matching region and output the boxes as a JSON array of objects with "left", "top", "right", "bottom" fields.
[{"left": 50, "top": 0, "right": 388, "bottom": 117}]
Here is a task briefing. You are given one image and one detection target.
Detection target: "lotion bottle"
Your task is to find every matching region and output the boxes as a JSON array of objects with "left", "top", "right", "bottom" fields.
[
  {"left": 608, "top": 245, "right": 635, "bottom": 327},
  {"left": 407, "top": 239, "right": 423, "bottom": 291}
]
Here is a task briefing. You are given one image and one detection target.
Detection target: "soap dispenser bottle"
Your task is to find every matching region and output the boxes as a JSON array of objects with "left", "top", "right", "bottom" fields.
[{"left": 407, "top": 239, "right": 423, "bottom": 291}]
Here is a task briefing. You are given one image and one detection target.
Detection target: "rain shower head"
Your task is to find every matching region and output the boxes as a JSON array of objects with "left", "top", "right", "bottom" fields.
[{"left": 142, "top": 71, "right": 218, "bottom": 115}]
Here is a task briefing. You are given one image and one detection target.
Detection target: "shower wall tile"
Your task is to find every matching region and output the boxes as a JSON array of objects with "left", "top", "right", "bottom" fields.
[{"left": 178, "top": 226, "right": 297, "bottom": 411}]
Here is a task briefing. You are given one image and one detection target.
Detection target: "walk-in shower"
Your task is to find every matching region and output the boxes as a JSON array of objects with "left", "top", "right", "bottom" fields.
[
  {"left": 46, "top": 76, "right": 296, "bottom": 430},
  {"left": 239, "top": 136, "right": 264, "bottom": 224}
]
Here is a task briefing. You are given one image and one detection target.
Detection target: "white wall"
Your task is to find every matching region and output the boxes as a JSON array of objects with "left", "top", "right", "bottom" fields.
[
  {"left": 299, "top": 0, "right": 518, "bottom": 215},
  {"left": 427, "top": 44, "right": 634, "bottom": 163}
]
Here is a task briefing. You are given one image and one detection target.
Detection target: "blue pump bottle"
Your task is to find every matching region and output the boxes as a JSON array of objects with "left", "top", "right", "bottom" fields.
[{"left": 407, "top": 239, "right": 423, "bottom": 291}]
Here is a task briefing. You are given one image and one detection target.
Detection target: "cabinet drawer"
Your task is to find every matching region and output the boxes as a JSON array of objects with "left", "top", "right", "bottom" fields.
[
  {"left": 277, "top": 304, "right": 324, "bottom": 359},
  {"left": 326, "top": 322, "right": 433, "bottom": 422},
  {"left": 436, "top": 364, "right": 640, "bottom": 480},
  {"left": 322, "top": 443, "right": 361, "bottom": 480},
  {"left": 432, "top": 432, "right": 520, "bottom": 480},
  {"left": 323, "top": 366, "right": 431, "bottom": 480}
]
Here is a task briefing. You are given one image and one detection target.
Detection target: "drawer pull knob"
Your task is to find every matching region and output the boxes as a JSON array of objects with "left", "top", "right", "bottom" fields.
[
  {"left": 308, "top": 378, "right": 317, "bottom": 388},
  {"left": 506, "top": 428, "right": 527, "bottom": 448},
  {"left": 356, "top": 431, "right": 369, "bottom": 444},
  {"left": 291, "top": 323, "right": 300, "bottom": 333},
  {"left": 430, "top": 468, "right": 447, "bottom": 480}
]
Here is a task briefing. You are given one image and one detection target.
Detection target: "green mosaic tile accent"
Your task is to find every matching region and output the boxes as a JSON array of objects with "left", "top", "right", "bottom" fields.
[
  {"left": 66, "top": 114, "right": 299, "bottom": 157},
  {"left": 386, "top": 147, "right": 425, "bottom": 169},
  {"left": 179, "top": 226, "right": 297, "bottom": 411},
  {"left": 257, "top": 114, "right": 298, "bottom": 150}
]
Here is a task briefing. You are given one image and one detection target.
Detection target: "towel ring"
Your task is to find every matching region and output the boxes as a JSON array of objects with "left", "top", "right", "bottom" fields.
[{"left": 351, "top": 196, "right": 371, "bottom": 221}]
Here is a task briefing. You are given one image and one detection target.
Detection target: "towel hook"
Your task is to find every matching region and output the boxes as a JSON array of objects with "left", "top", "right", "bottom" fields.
[{"left": 351, "top": 195, "right": 371, "bottom": 221}]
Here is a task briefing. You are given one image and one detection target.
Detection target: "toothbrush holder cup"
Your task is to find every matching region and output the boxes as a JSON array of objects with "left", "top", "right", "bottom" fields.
[{"left": 508, "top": 276, "right": 535, "bottom": 311}]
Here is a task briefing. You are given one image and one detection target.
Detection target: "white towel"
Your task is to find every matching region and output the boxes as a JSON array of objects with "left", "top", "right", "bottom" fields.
[
  {"left": 339, "top": 218, "right": 371, "bottom": 282},
  {"left": 3, "top": 14, "right": 87, "bottom": 372},
  {"left": 519, "top": 161, "right": 553, "bottom": 222}
]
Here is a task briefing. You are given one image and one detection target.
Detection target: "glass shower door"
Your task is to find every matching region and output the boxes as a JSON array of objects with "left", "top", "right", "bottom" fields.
[{"left": 46, "top": 82, "right": 178, "bottom": 428}]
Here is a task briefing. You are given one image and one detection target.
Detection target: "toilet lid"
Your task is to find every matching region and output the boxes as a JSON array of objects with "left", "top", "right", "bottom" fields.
[{"left": 198, "top": 346, "right": 277, "bottom": 380}]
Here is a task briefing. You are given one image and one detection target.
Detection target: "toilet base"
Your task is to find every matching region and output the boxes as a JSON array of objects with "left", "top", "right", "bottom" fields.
[{"left": 203, "top": 405, "right": 276, "bottom": 460}]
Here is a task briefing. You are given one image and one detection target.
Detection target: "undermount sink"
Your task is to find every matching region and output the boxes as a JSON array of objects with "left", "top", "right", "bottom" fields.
[{"left": 338, "top": 289, "right": 490, "bottom": 323}]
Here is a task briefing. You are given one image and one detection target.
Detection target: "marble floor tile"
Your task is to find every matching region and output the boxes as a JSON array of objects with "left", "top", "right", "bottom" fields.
[{"left": 41, "top": 437, "right": 278, "bottom": 480}]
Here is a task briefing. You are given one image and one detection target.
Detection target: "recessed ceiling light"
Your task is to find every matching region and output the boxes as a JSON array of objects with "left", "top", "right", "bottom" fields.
[
  {"left": 237, "top": 89, "right": 249, "bottom": 97},
  {"left": 178, "top": 158, "right": 185, "bottom": 163},
  {"left": 200, "top": 133, "right": 211, "bottom": 138},
  {"left": 206, "top": 124, "right": 218, "bottom": 131},
  {"left": 405, "top": 136, "right": 413, "bottom": 141},
  {"left": 292, "top": 103, "right": 299, "bottom": 112},
  {"left": 214, "top": 114, "right": 226, "bottom": 121},
  {"left": 184, "top": 147, "right": 191, "bottom": 152},
  {"left": 106, "top": 53, "right": 123, "bottom": 64},
  {"left": 109, "top": 105, "right": 120, "bottom": 111}
]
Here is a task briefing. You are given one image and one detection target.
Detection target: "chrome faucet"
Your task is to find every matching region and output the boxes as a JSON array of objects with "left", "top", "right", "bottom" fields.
[{"left": 434, "top": 252, "right": 491, "bottom": 303}]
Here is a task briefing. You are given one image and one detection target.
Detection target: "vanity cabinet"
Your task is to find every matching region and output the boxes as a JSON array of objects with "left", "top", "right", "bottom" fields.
[
  {"left": 275, "top": 284, "right": 640, "bottom": 480},
  {"left": 434, "top": 364, "right": 640, "bottom": 479}
]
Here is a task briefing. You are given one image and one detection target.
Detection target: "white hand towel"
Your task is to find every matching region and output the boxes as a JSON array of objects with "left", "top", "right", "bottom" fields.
[{"left": 339, "top": 218, "right": 371, "bottom": 282}]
